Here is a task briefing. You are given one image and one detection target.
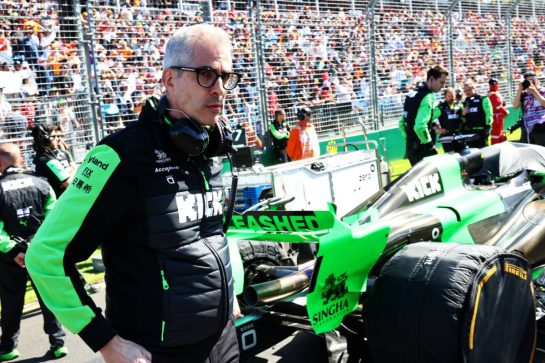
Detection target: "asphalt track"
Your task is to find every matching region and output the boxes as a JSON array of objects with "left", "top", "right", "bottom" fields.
[{"left": 12, "top": 286, "right": 545, "bottom": 362}]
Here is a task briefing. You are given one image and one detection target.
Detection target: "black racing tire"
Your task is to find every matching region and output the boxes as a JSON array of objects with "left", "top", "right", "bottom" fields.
[
  {"left": 237, "top": 240, "right": 295, "bottom": 305},
  {"left": 366, "top": 242, "right": 535, "bottom": 363}
]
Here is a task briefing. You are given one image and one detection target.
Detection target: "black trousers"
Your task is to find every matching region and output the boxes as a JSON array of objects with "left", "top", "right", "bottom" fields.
[
  {"left": 273, "top": 147, "right": 289, "bottom": 164},
  {"left": 406, "top": 142, "right": 438, "bottom": 166},
  {"left": 151, "top": 316, "right": 239, "bottom": 363},
  {"left": 0, "top": 259, "right": 65, "bottom": 350}
]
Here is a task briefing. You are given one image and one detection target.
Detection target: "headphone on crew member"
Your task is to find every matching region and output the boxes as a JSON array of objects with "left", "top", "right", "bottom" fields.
[
  {"left": 153, "top": 95, "right": 234, "bottom": 158},
  {"left": 31, "top": 124, "right": 52, "bottom": 150},
  {"left": 297, "top": 106, "right": 312, "bottom": 121}
]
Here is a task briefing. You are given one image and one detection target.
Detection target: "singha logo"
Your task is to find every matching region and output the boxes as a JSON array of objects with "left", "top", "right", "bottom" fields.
[{"left": 321, "top": 272, "right": 348, "bottom": 305}]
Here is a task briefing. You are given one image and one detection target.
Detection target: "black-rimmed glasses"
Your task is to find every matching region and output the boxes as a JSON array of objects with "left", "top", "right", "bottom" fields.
[{"left": 170, "top": 66, "right": 241, "bottom": 90}]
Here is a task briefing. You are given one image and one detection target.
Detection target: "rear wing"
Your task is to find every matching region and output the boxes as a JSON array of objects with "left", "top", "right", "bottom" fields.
[{"left": 227, "top": 207, "right": 390, "bottom": 334}]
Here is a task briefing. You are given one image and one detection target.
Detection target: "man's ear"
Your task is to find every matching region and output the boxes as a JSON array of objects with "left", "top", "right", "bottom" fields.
[{"left": 162, "top": 68, "right": 175, "bottom": 93}]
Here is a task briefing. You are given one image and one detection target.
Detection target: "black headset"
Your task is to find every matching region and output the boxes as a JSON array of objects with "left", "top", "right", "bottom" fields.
[
  {"left": 297, "top": 106, "right": 312, "bottom": 121},
  {"left": 154, "top": 96, "right": 234, "bottom": 158},
  {"left": 31, "top": 124, "right": 52, "bottom": 149}
]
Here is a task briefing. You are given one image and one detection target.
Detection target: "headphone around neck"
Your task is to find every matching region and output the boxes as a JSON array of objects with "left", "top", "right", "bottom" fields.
[{"left": 154, "top": 96, "right": 234, "bottom": 158}]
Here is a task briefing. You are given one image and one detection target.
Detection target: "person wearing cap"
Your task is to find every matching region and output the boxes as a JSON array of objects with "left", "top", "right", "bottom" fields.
[
  {"left": 462, "top": 81, "right": 493, "bottom": 148},
  {"left": 286, "top": 106, "right": 320, "bottom": 161},
  {"left": 512, "top": 72, "right": 545, "bottom": 146},
  {"left": 399, "top": 65, "right": 448, "bottom": 166},
  {"left": 488, "top": 78, "right": 509, "bottom": 145}
]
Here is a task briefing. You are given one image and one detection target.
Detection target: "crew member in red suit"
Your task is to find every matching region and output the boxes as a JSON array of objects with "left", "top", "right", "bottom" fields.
[{"left": 488, "top": 78, "right": 509, "bottom": 144}]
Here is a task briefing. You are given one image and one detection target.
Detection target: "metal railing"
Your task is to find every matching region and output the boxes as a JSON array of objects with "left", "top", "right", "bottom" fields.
[{"left": 0, "top": 0, "right": 544, "bottom": 160}]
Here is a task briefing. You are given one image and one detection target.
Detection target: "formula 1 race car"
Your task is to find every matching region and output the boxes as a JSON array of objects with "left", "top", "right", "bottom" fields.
[{"left": 228, "top": 142, "right": 544, "bottom": 362}]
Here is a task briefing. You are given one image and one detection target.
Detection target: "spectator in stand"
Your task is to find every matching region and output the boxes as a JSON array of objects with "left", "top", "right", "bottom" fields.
[
  {"left": 58, "top": 99, "right": 79, "bottom": 135},
  {"left": 4, "top": 103, "right": 29, "bottom": 139},
  {"left": 462, "top": 81, "right": 493, "bottom": 148},
  {"left": 287, "top": 106, "right": 320, "bottom": 161},
  {"left": 269, "top": 108, "right": 290, "bottom": 163},
  {"left": 0, "top": 29, "right": 12, "bottom": 64},
  {"left": 488, "top": 78, "right": 509, "bottom": 145},
  {"left": 19, "top": 76, "right": 38, "bottom": 97},
  {"left": 436, "top": 88, "right": 463, "bottom": 152},
  {"left": 0, "top": 86, "right": 12, "bottom": 122},
  {"left": 513, "top": 72, "right": 545, "bottom": 147},
  {"left": 400, "top": 66, "right": 448, "bottom": 166}
]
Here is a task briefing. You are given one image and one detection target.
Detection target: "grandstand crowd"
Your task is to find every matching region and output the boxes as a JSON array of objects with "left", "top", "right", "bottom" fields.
[{"left": 0, "top": 0, "right": 543, "bottom": 155}]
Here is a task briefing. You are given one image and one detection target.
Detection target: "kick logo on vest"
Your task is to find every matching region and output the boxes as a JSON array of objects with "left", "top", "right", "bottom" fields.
[{"left": 176, "top": 190, "right": 223, "bottom": 223}]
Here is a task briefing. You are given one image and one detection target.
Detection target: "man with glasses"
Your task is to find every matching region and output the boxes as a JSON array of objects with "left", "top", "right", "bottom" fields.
[
  {"left": 31, "top": 124, "right": 74, "bottom": 198},
  {"left": 26, "top": 24, "right": 239, "bottom": 363},
  {"left": 512, "top": 72, "right": 545, "bottom": 147}
]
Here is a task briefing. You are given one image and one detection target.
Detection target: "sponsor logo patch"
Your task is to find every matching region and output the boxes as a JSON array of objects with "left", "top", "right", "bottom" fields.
[
  {"left": 312, "top": 272, "right": 350, "bottom": 326},
  {"left": 2, "top": 178, "right": 35, "bottom": 192},
  {"left": 504, "top": 263, "right": 527, "bottom": 280},
  {"left": 399, "top": 172, "right": 442, "bottom": 202},
  {"left": 155, "top": 149, "right": 171, "bottom": 164},
  {"left": 176, "top": 190, "right": 223, "bottom": 223}
]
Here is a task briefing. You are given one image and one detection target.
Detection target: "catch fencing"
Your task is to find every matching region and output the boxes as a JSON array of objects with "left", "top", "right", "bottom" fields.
[{"left": 0, "top": 0, "right": 543, "bottom": 162}]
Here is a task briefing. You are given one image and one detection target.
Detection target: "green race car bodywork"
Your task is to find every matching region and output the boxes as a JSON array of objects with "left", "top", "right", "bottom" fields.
[{"left": 227, "top": 142, "right": 545, "bottom": 335}]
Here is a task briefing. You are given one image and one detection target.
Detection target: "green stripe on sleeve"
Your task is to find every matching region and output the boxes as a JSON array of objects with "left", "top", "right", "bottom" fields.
[
  {"left": 44, "top": 186, "right": 57, "bottom": 217},
  {"left": 26, "top": 145, "right": 121, "bottom": 334},
  {"left": 0, "top": 220, "right": 15, "bottom": 253},
  {"left": 46, "top": 159, "right": 71, "bottom": 182}
]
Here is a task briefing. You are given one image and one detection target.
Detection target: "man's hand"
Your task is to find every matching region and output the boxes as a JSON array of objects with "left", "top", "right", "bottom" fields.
[
  {"left": 527, "top": 84, "right": 539, "bottom": 96},
  {"left": 233, "top": 297, "right": 243, "bottom": 319},
  {"left": 14, "top": 252, "right": 25, "bottom": 268},
  {"left": 100, "top": 335, "right": 152, "bottom": 363}
]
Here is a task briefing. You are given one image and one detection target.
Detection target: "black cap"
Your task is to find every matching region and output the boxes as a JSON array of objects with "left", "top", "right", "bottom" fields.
[
  {"left": 297, "top": 106, "right": 312, "bottom": 120},
  {"left": 489, "top": 78, "right": 498, "bottom": 86}
]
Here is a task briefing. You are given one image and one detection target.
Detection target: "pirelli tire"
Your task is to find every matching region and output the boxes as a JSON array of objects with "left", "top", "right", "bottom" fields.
[
  {"left": 366, "top": 242, "right": 536, "bottom": 363},
  {"left": 238, "top": 240, "right": 295, "bottom": 305}
]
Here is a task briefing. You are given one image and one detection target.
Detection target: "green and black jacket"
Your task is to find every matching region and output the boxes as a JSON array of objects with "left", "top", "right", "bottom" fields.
[
  {"left": 437, "top": 101, "right": 464, "bottom": 135},
  {"left": 0, "top": 167, "right": 56, "bottom": 259},
  {"left": 269, "top": 120, "right": 290, "bottom": 150},
  {"left": 26, "top": 99, "right": 233, "bottom": 354},
  {"left": 32, "top": 148, "right": 72, "bottom": 197},
  {"left": 463, "top": 94, "right": 493, "bottom": 131},
  {"left": 399, "top": 83, "right": 441, "bottom": 144}
]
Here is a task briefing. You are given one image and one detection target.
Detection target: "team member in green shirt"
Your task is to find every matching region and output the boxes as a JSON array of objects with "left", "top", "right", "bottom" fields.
[{"left": 399, "top": 65, "right": 449, "bottom": 166}]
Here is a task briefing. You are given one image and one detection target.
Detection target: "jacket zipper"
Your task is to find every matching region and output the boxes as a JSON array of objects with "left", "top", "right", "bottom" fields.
[
  {"left": 201, "top": 164, "right": 228, "bottom": 331},
  {"left": 160, "top": 268, "right": 170, "bottom": 342},
  {"left": 203, "top": 238, "right": 229, "bottom": 334}
]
